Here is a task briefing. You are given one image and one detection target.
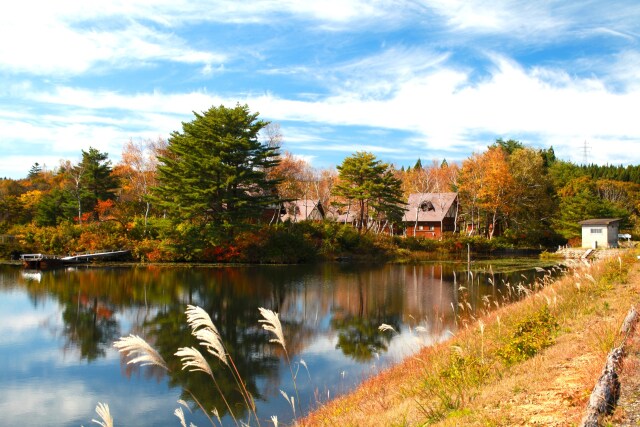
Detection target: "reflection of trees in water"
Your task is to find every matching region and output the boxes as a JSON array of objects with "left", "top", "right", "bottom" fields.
[
  {"left": 62, "top": 295, "right": 119, "bottom": 361},
  {"left": 332, "top": 316, "right": 397, "bottom": 361},
  {"left": 2, "top": 262, "right": 557, "bottom": 421},
  {"left": 137, "top": 274, "right": 296, "bottom": 420},
  {"left": 330, "top": 271, "right": 401, "bottom": 361}
]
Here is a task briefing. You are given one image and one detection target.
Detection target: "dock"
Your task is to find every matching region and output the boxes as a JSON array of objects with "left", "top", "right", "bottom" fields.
[{"left": 20, "top": 249, "right": 131, "bottom": 269}]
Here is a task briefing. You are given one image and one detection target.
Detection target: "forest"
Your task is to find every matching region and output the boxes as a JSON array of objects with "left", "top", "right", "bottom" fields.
[{"left": 1, "top": 104, "right": 639, "bottom": 263}]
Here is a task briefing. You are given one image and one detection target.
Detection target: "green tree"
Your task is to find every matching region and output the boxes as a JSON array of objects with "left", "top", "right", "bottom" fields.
[
  {"left": 153, "top": 104, "right": 280, "bottom": 241},
  {"left": 34, "top": 188, "right": 76, "bottom": 226},
  {"left": 79, "top": 147, "right": 117, "bottom": 217},
  {"left": 491, "top": 138, "right": 524, "bottom": 155},
  {"left": 333, "top": 152, "right": 405, "bottom": 234},
  {"left": 553, "top": 176, "right": 628, "bottom": 239}
]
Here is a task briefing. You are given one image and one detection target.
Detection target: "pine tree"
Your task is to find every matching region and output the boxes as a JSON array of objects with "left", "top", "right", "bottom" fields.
[
  {"left": 333, "top": 152, "right": 405, "bottom": 234},
  {"left": 80, "top": 147, "right": 117, "bottom": 216},
  {"left": 152, "top": 104, "right": 280, "bottom": 238}
]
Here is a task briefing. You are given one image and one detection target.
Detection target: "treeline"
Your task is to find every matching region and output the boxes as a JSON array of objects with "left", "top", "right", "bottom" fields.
[
  {"left": 1, "top": 104, "right": 639, "bottom": 262},
  {"left": 579, "top": 163, "right": 640, "bottom": 184}
]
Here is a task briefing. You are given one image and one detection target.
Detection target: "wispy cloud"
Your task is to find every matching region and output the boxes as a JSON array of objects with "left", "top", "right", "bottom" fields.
[{"left": 1, "top": 0, "right": 639, "bottom": 177}]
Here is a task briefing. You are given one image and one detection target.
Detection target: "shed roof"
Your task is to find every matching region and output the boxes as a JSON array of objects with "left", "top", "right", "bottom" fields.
[
  {"left": 402, "top": 192, "right": 458, "bottom": 222},
  {"left": 578, "top": 218, "right": 621, "bottom": 226}
]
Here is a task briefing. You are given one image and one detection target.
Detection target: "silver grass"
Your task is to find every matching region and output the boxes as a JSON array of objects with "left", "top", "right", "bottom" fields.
[
  {"left": 113, "top": 334, "right": 168, "bottom": 371},
  {"left": 186, "top": 305, "right": 219, "bottom": 334},
  {"left": 279, "top": 390, "right": 295, "bottom": 417},
  {"left": 175, "top": 407, "right": 187, "bottom": 427},
  {"left": 175, "top": 347, "right": 213, "bottom": 377},
  {"left": 177, "top": 399, "right": 191, "bottom": 412},
  {"left": 378, "top": 323, "right": 396, "bottom": 333},
  {"left": 212, "top": 407, "right": 222, "bottom": 426},
  {"left": 259, "top": 307, "right": 286, "bottom": 351},
  {"left": 91, "top": 402, "right": 113, "bottom": 427},
  {"left": 194, "top": 328, "right": 228, "bottom": 366}
]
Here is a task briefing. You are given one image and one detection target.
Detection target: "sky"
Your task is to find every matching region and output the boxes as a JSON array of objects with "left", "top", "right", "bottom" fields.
[{"left": 1, "top": 0, "right": 640, "bottom": 179}]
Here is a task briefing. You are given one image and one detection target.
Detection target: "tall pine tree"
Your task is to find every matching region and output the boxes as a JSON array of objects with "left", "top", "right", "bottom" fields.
[{"left": 153, "top": 104, "right": 280, "bottom": 238}]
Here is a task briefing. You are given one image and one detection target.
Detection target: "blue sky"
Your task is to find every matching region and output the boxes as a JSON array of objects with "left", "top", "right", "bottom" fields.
[{"left": 1, "top": 1, "right": 640, "bottom": 179}]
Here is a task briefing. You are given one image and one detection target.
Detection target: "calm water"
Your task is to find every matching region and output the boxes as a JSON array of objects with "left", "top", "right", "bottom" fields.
[{"left": 0, "top": 261, "right": 556, "bottom": 426}]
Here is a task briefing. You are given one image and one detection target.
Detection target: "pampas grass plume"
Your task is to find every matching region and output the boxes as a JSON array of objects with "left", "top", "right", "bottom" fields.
[
  {"left": 193, "top": 328, "right": 228, "bottom": 366},
  {"left": 378, "top": 323, "right": 396, "bottom": 333},
  {"left": 91, "top": 402, "right": 113, "bottom": 427},
  {"left": 113, "top": 334, "right": 168, "bottom": 371},
  {"left": 175, "top": 347, "right": 213, "bottom": 377},
  {"left": 186, "top": 305, "right": 219, "bottom": 334},
  {"left": 175, "top": 407, "right": 187, "bottom": 427},
  {"left": 259, "top": 307, "right": 286, "bottom": 351}
]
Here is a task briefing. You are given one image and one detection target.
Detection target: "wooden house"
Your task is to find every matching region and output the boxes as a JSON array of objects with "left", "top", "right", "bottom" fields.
[
  {"left": 279, "top": 199, "right": 325, "bottom": 223},
  {"left": 579, "top": 218, "right": 620, "bottom": 248},
  {"left": 403, "top": 193, "right": 459, "bottom": 239}
]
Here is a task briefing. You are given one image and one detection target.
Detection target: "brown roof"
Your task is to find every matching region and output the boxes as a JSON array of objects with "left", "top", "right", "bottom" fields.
[
  {"left": 578, "top": 218, "right": 621, "bottom": 226},
  {"left": 402, "top": 192, "right": 458, "bottom": 222}
]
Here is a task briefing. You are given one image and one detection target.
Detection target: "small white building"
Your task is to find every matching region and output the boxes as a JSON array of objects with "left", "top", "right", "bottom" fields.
[{"left": 579, "top": 218, "right": 620, "bottom": 249}]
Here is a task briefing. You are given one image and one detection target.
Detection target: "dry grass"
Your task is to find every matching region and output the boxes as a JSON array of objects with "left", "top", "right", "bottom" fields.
[{"left": 301, "top": 252, "right": 640, "bottom": 426}]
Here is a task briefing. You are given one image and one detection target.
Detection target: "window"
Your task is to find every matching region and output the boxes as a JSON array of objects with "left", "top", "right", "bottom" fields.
[
  {"left": 419, "top": 201, "right": 435, "bottom": 212},
  {"left": 591, "top": 228, "right": 602, "bottom": 234},
  {"left": 418, "top": 225, "right": 424, "bottom": 231}
]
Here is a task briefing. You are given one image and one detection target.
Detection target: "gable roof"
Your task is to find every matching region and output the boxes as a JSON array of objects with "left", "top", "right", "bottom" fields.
[
  {"left": 402, "top": 192, "right": 458, "bottom": 222},
  {"left": 578, "top": 218, "right": 621, "bottom": 226},
  {"left": 280, "top": 199, "right": 324, "bottom": 222}
]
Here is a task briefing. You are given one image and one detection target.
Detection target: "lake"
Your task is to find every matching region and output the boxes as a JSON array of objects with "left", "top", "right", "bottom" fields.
[{"left": 0, "top": 260, "right": 558, "bottom": 426}]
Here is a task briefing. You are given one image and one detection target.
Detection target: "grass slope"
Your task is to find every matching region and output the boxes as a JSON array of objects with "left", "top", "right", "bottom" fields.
[{"left": 302, "top": 251, "right": 639, "bottom": 426}]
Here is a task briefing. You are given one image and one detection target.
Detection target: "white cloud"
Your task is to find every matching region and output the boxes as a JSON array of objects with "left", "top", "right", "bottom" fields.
[
  {"left": 3, "top": 48, "right": 640, "bottom": 178},
  {"left": 0, "top": 2, "right": 225, "bottom": 76}
]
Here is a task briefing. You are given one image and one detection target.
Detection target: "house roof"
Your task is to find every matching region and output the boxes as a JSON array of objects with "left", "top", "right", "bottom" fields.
[
  {"left": 578, "top": 218, "right": 621, "bottom": 226},
  {"left": 280, "top": 199, "right": 323, "bottom": 222},
  {"left": 402, "top": 192, "right": 458, "bottom": 222}
]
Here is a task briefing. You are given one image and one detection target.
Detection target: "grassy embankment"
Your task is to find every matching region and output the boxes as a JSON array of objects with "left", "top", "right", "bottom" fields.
[{"left": 302, "top": 250, "right": 639, "bottom": 426}]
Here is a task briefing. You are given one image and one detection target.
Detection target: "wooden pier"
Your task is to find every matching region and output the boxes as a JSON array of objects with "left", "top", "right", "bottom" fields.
[
  {"left": 20, "top": 253, "right": 64, "bottom": 269},
  {"left": 20, "top": 250, "right": 131, "bottom": 269}
]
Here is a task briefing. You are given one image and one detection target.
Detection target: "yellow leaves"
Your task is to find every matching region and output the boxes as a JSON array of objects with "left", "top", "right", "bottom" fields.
[{"left": 19, "top": 189, "right": 43, "bottom": 209}]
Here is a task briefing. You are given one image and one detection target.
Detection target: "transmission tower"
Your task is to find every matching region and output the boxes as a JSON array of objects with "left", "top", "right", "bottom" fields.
[{"left": 581, "top": 140, "right": 591, "bottom": 165}]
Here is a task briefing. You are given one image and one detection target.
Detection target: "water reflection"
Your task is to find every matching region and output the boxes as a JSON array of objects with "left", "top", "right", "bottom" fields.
[{"left": 0, "top": 261, "right": 557, "bottom": 426}]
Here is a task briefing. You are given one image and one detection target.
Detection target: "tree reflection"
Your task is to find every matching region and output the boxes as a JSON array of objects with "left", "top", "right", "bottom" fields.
[
  {"left": 332, "top": 316, "right": 397, "bottom": 361},
  {"left": 62, "top": 295, "right": 119, "bottom": 360},
  {"left": 330, "top": 271, "right": 401, "bottom": 361}
]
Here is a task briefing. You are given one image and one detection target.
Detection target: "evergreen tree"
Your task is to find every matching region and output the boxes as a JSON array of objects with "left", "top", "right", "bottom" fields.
[
  {"left": 27, "top": 163, "right": 42, "bottom": 179},
  {"left": 152, "top": 104, "right": 280, "bottom": 239},
  {"left": 491, "top": 138, "right": 524, "bottom": 155},
  {"left": 414, "top": 158, "right": 423, "bottom": 170},
  {"left": 79, "top": 147, "right": 117, "bottom": 218},
  {"left": 333, "top": 152, "right": 405, "bottom": 234}
]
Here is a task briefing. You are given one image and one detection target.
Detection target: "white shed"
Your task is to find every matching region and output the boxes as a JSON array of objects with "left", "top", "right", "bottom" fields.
[{"left": 579, "top": 218, "right": 620, "bottom": 249}]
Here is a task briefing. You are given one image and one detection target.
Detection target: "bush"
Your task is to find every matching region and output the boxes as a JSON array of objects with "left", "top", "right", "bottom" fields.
[{"left": 497, "top": 305, "right": 559, "bottom": 365}]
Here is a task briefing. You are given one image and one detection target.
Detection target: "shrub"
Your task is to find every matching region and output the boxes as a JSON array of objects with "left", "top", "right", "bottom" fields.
[{"left": 497, "top": 305, "right": 559, "bottom": 365}]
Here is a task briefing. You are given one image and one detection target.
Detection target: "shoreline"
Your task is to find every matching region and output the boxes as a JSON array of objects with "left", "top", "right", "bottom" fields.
[{"left": 300, "top": 251, "right": 639, "bottom": 426}]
